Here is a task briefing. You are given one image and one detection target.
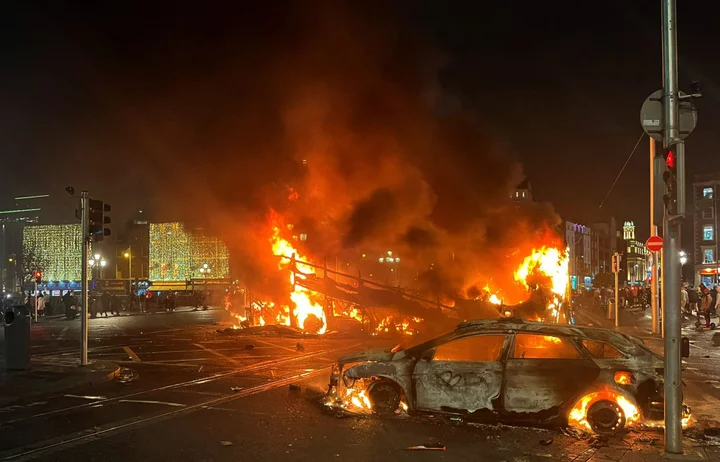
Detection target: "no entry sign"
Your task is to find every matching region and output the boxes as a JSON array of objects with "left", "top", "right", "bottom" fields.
[{"left": 646, "top": 235, "right": 664, "bottom": 252}]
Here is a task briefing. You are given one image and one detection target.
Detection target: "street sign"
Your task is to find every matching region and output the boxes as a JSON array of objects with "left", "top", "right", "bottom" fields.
[
  {"left": 646, "top": 235, "right": 664, "bottom": 252},
  {"left": 640, "top": 89, "right": 697, "bottom": 142}
]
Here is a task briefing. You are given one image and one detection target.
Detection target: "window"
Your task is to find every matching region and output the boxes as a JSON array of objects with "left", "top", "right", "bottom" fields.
[
  {"left": 703, "top": 187, "right": 714, "bottom": 199},
  {"left": 704, "top": 225, "right": 714, "bottom": 241},
  {"left": 582, "top": 340, "right": 624, "bottom": 359},
  {"left": 703, "top": 208, "right": 714, "bottom": 220},
  {"left": 433, "top": 335, "right": 506, "bottom": 362},
  {"left": 703, "top": 248, "right": 715, "bottom": 264},
  {"left": 512, "top": 334, "right": 580, "bottom": 359}
]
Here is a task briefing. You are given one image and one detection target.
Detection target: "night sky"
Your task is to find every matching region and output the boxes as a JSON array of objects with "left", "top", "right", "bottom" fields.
[{"left": 1, "top": 1, "right": 718, "bottom": 245}]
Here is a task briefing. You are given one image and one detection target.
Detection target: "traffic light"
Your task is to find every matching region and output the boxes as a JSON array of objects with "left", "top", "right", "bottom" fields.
[
  {"left": 663, "top": 145, "right": 678, "bottom": 215},
  {"left": 33, "top": 270, "right": 42, "bottom": 284},
  {"left": 611, "top": 254, "right": 621, "bottom": 273},
  {"left": 89, "top": 199, "right": 111, "bottom": 242}
]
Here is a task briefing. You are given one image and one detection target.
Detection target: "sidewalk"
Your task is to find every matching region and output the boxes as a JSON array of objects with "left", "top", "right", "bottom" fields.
[{"left": 0, "top": 359, "right": 120, "bottom": 406}]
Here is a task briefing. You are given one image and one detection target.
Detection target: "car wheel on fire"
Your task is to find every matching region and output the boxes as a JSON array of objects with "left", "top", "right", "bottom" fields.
[
  {"left": 586, "top": 400, "right": 626, "bottom": 435},
  {"left": 367, "top": 380, "right": 402, "bottom": 416}
]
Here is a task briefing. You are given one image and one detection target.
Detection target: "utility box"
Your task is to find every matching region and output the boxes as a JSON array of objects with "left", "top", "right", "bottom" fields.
[{"left": 4, "top": 305, "right": 31, "bottom": 370}]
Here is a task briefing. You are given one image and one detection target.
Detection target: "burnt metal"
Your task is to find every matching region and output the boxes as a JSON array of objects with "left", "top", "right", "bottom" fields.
[{"left": 328, "top": 320, "right": 685, "bottom": 434}]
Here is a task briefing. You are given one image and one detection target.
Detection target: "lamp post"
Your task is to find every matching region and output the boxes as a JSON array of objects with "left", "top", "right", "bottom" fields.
[
  {"left": 124, "top": 251, "right": 132, "bottom": 281},
  {"left": 199, "top": 264, "right": 211, "bottom": 309},
  {"left": 378, "top": 251, "right": 400, "bottom": 287}
]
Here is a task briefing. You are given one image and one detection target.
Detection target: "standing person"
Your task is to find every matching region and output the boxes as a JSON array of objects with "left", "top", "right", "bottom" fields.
[
  {"left": 701, "top": 286, "right": 714, "bottom": 328},
  {"left": 688, "top": 285, "right": 699, "bottom": 314},
  {"left": 101, "top": 290, "right": 111, "bottom": 317},
  {"left": 111, "top": 293, "right": 121, "bottom": 316},
  {"left": 36, "top": 293, "right": 45, "bottom": 317},
  {"left": 681, "top": 285, "right": 689, "bottom": 316}
]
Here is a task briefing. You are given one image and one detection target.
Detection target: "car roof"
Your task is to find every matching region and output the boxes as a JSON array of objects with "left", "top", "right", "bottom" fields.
[{"left": 453, "top": 319, "right": 640, "bottom": 350}]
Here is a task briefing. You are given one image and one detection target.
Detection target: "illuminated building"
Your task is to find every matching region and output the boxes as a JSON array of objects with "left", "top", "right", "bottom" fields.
[
  {"left": 22, "top": 224, "right": 84, "bottom": 282},
  {"left": 149, "top": 222, "right": 230, "bottom": 282},
  {"left": 622, "top": 221, "right": 649, "bottom": 284},
  {"left": 693, "top": 173, "right": 720, "bottom": 286}
]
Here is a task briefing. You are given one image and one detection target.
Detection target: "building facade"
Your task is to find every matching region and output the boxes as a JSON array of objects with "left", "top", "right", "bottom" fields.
[
  {"left": 693, "top": 174, "right": 720, "bottom": 286},
  {"left": 511, "top": 178, "right": 533, "bottom": 202},
  {"left": 622, "top": 221, "right": 649, "bottom": 284},
  {"left": 149, "top": 222, "right": 230, "bottom": 282}
]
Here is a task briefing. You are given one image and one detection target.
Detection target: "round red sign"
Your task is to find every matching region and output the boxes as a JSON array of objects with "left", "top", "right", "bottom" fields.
[{"left": 645, "top": 235, "right": 664, "bottom": 252}]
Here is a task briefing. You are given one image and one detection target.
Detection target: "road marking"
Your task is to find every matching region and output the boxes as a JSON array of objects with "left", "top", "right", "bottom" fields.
[
  {"left": 122, "top": 346, "right": 141, "bottom": 362},
  {"left": 0, "top": 367, "right": 331, "bottom": 461},
  {"left": 63, "top": 395, "right": 108, "bottom": 401},
  {"left": 1, "top": 344, "right": 359, "bottom": 428},
  {"left": 192, "top": 343, "right": 241, "bottom": 364},
  {"left": 118, "top": 400, "right": 185, "bottom": 407},
  {"left": 56, "top": 327, "right": 69, "bottom": 342},
  {"left": 253, "top": 338, "right": 301, "bottom": 354}
]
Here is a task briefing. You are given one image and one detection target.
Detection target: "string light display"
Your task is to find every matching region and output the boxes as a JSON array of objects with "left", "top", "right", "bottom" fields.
[
  {"left": 149, "top": 222, "right": 230, "bottom": 282},
  {"left": 23, "top": 224, "right": 84, "bottom": 281}
]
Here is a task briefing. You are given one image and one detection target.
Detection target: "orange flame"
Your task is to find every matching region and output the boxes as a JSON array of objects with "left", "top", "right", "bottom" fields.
[
  {"left": 568, "top": 391, "right": 640, "bottom": 432},
  {"left": 270, "top": 214, "right": 327, "bottom": 334},
  {"left": 514, "top": 246, "right": 569, "bottom": 320}
]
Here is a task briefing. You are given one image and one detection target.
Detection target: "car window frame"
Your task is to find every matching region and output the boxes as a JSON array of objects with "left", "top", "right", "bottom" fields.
[
  {"left": 509, "top": 332, "right": 584, "bottom": 360},
  {"left": 425, "top": 332, "right": 511, "bottom": 363},
  {"left": 578, "top": 338, "right": 629, "bottom": 360}
]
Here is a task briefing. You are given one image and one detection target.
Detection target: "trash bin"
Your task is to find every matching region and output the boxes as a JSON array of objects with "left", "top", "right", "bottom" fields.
[{"left": 4, "top": 305, "right": 31, "bottom": 370}]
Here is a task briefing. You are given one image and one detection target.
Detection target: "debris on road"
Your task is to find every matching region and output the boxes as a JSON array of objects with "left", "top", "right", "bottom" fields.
[
  {"left": 405, "top": 443, "right": 446, "bottom": 451},
  {"left": 539, "top": 438, "right": 553, "bottom": 446},
  {"left": 116, "top": 368, "right": 139, "bottom": 384},
  {"left": 220, "top": 441, "right": 233, "bottom": 446},
  {"left": 231, "top": 387, "right": 243, "bottom": 392},
  {"left": 289, "top": 384, "right": 301, "bottom": 392},
  {"left": 296, "top": 342, "right": 305, "bottom": 351},
  {"left": 244, "top": 344, "right": 255, "bottom": 350}
]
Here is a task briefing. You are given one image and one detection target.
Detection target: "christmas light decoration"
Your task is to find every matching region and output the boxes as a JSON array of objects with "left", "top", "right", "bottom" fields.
[
  {"left": 23, "top": 224, "right": 83, "bottom": 281},
  {"left": 149, "top": 222, "right": 229, "bottom": 282}
]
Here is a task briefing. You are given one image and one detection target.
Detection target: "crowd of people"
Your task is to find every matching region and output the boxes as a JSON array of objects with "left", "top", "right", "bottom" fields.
[
  {"left": 12, "top": 289, "right": 210, "bottom": 320},
  {"left": 682, "top": 284, "right": 720, "bottom": 329}
]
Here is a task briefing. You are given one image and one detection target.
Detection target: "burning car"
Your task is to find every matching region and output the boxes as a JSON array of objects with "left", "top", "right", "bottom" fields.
[{"left": 327, "top": 319, "right": 690, "bottom": 434}]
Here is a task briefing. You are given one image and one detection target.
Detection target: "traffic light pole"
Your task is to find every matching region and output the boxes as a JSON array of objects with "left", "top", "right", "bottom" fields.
[
  {"left": 662, "top": 0, "right": 682, "bottom": 453},
  {"left": 650, "top": 137, "right": 660, "bottom": 335},
  {"left": 80, "top": 191, "right": 89, "bottom": 366}
]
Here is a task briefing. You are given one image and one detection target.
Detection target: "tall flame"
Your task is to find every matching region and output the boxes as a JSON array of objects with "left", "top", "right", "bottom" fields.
[
  {"left": 514, "top": 246, "right": 569, "bottom": 297},
  {"left": 270, "top": 220, "right": 327, "bottom": 334}
]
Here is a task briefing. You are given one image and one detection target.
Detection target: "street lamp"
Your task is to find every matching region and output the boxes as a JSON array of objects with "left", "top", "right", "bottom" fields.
[
  {"left": 124, "top": 250, "right": 132, "bottom": 282},
  {"left": 94, "top": 253, "right": 101, "bottom": 262},
  {"left": 199, "top": 264, "right": 211, "bottom": 309},
  {"left": 679, "top": 251, "right": 688, "bottom": 266}
]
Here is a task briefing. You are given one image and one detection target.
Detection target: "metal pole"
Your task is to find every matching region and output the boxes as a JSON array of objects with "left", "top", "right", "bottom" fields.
[
  {"left": 614, "top": 255, "right": 619, "bottom": 327},
  {"left": 80, "top": 191, "right": 89, "bottom": 366},
  {"left": 34, "top": 280, "right": 38, "bottom": 322},
  {"left": 650, "top": 137, "right": 660, "bottom": 335},
  {"left": 664, "top": 223, "right": 683, "bottom": 453},
  {"left": 662, "top": 0, "right": 682, "bottom": 453}
]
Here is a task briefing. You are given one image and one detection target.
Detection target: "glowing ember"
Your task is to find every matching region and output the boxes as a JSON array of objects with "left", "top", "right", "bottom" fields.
[
  {"left": 374, "top": 315, "right": 421, "bottom": 336},
  {"left": 488, "top": 294, "right": 501, "bottom": 305}
]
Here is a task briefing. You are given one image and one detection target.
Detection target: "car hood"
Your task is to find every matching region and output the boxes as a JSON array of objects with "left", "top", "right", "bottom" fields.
[{"left": 338, "top": 348, "right": 397, "bottom": 365}]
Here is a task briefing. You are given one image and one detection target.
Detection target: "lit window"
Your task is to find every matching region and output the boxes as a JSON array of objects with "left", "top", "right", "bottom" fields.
[
  {"left": 512, "top": 334, "right": 579, "bottom": 359},
  {"left": 582, "top": 340, "right": 624, "bottom": 358},
  {"left": 522, "top": 191, "right": 526, "bottom": 198},
  {"left": 704, "top": 225, "right": 714, "bottom": 241},
  {"left": 433, "top": 335, "right": 507, "bottom": 362},
  {"left": 704, "top": 187, "right": 714, "bottom": 199},
  {"left": 704, "top": 248, "right": 715, "bottom": 264}
]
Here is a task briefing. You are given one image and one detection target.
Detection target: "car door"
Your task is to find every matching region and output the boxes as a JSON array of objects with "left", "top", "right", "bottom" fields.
[
  {"left": 503, "top": 333, "right": 600, "bottom": 415},
  {"left": 413, "top": 333, "right": 509, "bottom": 414}
]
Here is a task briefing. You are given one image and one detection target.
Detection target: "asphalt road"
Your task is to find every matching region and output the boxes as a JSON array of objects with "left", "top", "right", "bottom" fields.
[{"left": 1, "top": 308, "right": 719, "bottom": 461}]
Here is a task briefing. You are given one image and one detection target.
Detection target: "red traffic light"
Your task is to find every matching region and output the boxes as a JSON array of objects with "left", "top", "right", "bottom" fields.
[{"left": 665, "top": 150, "right": 675, "bottom": 169}]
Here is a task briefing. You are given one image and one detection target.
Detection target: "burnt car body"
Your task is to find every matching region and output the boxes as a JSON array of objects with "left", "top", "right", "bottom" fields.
[{"left": 327, "top": 319, "right": 689, "bottom": 434}]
